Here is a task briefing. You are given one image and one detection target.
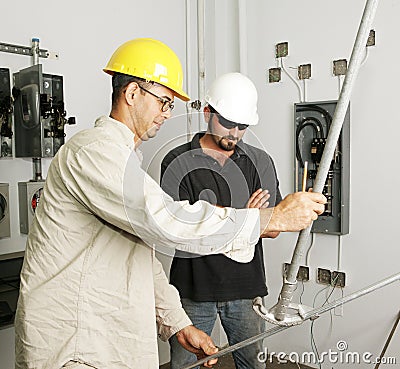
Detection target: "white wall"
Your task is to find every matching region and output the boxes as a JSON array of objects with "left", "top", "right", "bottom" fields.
[
  {"left": 1, "top": 1, "right": 399, "bottom": 368},
  {"left": 234, "top": 1, "right": 399, "bottom": 367}
]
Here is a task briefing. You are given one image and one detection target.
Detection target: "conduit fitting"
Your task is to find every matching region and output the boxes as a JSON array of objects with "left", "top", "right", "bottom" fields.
[{"left": 253, "top": 297, "right": 315, "bottom": 326}]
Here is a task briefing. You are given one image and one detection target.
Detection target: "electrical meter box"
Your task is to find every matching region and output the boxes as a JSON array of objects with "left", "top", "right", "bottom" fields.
[
  {"left": 294, "top": 101, "right": 350, "bottom": 235},
  {"left": 0, "top": 68, "right": 13, "bottom": 158},
  {"left": 0, "top": 183, "right": 11, "bottom": 238},
  {"left": 18, "top": 181, "right": 45, "bottom": 234},
  {"left": 13, "top": 64, "right": 75, "bottom": 158}
]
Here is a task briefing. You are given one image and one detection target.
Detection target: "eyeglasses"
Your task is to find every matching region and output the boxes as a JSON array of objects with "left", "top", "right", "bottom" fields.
[
  {"left": 139, "top": 85, "right": 174, "bottom": 112},
  {"left": 208, "top": 105, "right": 248, "bottom": 130}
]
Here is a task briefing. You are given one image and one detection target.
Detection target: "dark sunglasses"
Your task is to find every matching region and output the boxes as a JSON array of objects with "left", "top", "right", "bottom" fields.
[{"left": 208, "top": 105, "right": 249, "bottom": 130}]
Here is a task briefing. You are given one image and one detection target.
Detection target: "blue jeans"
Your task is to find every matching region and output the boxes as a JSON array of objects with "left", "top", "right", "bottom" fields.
[{"left": 169, "top": 298, "right": 265, "bottom": 369}]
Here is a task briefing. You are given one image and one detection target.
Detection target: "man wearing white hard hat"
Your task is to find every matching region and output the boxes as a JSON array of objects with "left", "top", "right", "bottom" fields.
[{"left": 161, "top": 72, "right": 282, "bottom": 369}]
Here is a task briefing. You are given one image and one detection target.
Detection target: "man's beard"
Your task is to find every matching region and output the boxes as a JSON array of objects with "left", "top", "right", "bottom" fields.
[{"left": 217, "top": 135, "right": 238, "bottom": 151}]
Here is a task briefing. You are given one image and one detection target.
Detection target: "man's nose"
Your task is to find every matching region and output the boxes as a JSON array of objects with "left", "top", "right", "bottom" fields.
[{"left": 162, "top": 108, "right": 172, "bottom": 120}]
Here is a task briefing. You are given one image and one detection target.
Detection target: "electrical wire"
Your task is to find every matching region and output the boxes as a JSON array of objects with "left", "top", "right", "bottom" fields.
[
  {"left": 280, "top": 57, "right": 304, "bottom": 102},
  {"left": 296, "top": 121, "right": 319, "bottom": 168},
  {"left": 337, "top": 235, "right": 342, "bottom": 271},
  {"left": 338, "top": 74, "right": 344, "bottom": 95},
  {"left": 300, "top": 117, "right": 324, "bottom": 137},
  {"left": 302, "top": 79, "right": 307, "bottom": 102},
  {"left": 310, "top": 320, "right": 321, "bottom": 369},
  {"left": 360, "top": 46, "right": 370, "bottom": 67},
  {"left": 310, "top": 275, "right": 340, "bottom": 369},
  {"left": 305, "top": 232, "right": 315, "bottom": 267},
  {"left": 297, "top": 105, "right": 333, "bottom": 126},
  {"left": 299, "top": 280, "right": 305, "bottom": 304},
  {"left": 295, "top": 113, "right": 326, "bottom": 169}
]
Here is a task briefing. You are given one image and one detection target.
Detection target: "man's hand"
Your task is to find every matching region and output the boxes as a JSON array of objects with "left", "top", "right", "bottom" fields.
[
  {"left": 246, "top": 188, "right": 270, "bottom": 209},
  {"left": 260, "top": 192, "right": 327, "bottom": 235},
  {"left": 176, "top": 325, "right": 218, "bottom": 368}
]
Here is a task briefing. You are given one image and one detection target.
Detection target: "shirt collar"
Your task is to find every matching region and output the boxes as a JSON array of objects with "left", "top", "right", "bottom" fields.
[{"left": 95, "top": 115, "right": 136, "bottom": 150}]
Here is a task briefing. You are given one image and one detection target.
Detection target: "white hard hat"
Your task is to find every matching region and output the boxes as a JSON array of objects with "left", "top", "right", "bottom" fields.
[{"left": 205, "top": 72, "right": 259, "bottom": 126}]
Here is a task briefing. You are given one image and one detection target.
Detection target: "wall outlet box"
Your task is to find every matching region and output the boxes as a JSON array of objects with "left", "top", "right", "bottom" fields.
[
  {"left": 333, "top": 59, "right": 348, "bottom": 76},
  {"left": 298, "top": 64, "right": 311, "bottom": 80},
  {"left": 269, "top": 67, "right": 281, "bottom": 83},
  {"left": 332, "top": 270, "right": 346, "bottom": 288},
  {"left": 275, "top": 42, "right": 288, "bottom": 58},
  {"left": 283, "top": 263, "right": 309, "bottom": 282},
  {"left": 317, "top": 267, "right": 331, "bottom": 285}
]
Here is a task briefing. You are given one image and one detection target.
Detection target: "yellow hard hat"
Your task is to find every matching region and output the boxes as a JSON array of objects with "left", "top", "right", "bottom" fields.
[{"left": 104, "top": 38, "right": 190, "bottom": 101}]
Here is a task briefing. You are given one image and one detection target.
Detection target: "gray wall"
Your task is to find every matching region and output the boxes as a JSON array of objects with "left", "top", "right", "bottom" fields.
[{"left": 1, "top": 0, "right": 399, "bottom": 368}]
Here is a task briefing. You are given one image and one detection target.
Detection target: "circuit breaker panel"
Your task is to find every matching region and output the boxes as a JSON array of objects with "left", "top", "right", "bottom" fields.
[
  {"left": 0, "top": 68, "right": 13, "bottom": 158},
  {"left": 294, "top": 101, "right": 350, "bottom": 235},
  {"left": 13, "top": 64, "right": 75, "bottom": 158}
]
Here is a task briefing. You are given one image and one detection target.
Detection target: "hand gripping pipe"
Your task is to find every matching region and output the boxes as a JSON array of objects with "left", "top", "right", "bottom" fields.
[
  {"left": 255, "top": 0, "right": 380, "bottom": 326},
  {"left": 182, "top": 272, "right": 400, "bottom": 369}
]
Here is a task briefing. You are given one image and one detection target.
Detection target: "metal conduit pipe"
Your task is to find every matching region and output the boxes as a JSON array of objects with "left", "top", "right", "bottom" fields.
[
  {"left": 182, "top": 271, "right": 400, "bottom": 369},
  {"left": 270, "top": 0, "right": 380, "bottom": 324},
  {"left": 31, "top": 38, "right": 42, "bottom": 181}
]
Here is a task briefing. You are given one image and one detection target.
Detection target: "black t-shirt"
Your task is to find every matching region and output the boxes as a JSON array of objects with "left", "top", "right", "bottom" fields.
[{"left": 160, "top": 132, "right": 282, "bottom": 301}]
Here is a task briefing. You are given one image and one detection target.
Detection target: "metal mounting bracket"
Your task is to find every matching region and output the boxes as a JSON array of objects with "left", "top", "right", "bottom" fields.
[{"left": 0, "top": 42, "right": 51, "bottom": 59}]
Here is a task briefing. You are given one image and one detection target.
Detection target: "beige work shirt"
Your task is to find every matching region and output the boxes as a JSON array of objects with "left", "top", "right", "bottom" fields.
[{"left": 15, "top": 116, "right": 260, "bottom": 369}]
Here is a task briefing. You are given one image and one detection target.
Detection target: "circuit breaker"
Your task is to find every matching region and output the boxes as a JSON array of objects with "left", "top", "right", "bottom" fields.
[
  {"left": 13, "top": 64, "right": 75, "bottom": 158},
  {"left": 18, "top": 181, "right": 45, "bottom": 234},
  {"left": 0, "top": 68, "right": 13, "bottom": 158},
  {"left": 0, "top": 183, "right": 10, "bottom": 238},
  {"left": 294, "top": 101, "right": 350, "bottom": 235}
]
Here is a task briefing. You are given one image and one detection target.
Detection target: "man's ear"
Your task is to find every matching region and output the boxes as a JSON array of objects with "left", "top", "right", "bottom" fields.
[
  {"left": 203, "top": 105, "right": 211, "bottom": 122},
  {"left": 125, "top": 82, "right": 139, "bottom": 106}
]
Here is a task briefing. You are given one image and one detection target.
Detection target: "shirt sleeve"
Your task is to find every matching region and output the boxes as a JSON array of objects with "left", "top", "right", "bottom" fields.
[
  {"left": 63, "top": 139, "right": 260, "bottom": 263},
  {"left": 152, "top": 254, "right": 192, "bottom": 341}
]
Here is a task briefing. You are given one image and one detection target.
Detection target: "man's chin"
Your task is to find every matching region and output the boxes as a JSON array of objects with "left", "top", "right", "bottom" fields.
[
  {"left": 143, "top": 128, "right": 158, "bottom": 141},
  {"left": 219, "top": 139, "right": 237, "bottom": 151}
]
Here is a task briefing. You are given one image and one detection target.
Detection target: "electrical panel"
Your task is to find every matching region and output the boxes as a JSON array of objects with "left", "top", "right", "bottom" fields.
[
  {"left": 0, "top": 68, "right": 13, "bottom": 158},
  {"left": 0, "top": 183, "right": 11, "bottom": 238},
  {"left": 18, "top": 180, "right": 45, "bottom": 234},
  {"left": 13, "top": 64, "right": 75, "bottom": 158},
  {"left": 294, "top": 101, "right": 350, "bottom": 235}
]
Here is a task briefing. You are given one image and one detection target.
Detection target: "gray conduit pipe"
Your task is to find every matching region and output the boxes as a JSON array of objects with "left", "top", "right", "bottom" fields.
[
  {"left": 182, "top": 272, "right": 400, "bottom": 369},
  {"left": 266, "top": 0, "right": 380, "bottom": 324}
]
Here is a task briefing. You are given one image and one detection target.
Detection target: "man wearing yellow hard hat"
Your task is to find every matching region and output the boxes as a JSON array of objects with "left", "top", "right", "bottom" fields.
[{"left": 15, "top": 38, "right": 326, "bottom": 369}]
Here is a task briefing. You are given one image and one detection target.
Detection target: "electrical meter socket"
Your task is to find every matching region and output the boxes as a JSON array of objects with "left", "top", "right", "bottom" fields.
[
  {"left": 0, "top": 183, "right": 11, "bottom": 238},
  {"left": 18, "top": 181, "right": 45, "bottom": 234}
]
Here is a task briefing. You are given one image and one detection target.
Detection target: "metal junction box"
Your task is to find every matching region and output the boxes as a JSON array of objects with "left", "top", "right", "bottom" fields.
[
  {"left": 13, "top": 64, "right": 69, "bottom": 158},
  {"left": 0, "top": 183, "right": 10, "bottom": 238},
  {"left": 0, "top": 68, "right": 13, "bottom": 158},
  {"left": 18, "top": 180, "right": 45, "bottom": 234}
]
